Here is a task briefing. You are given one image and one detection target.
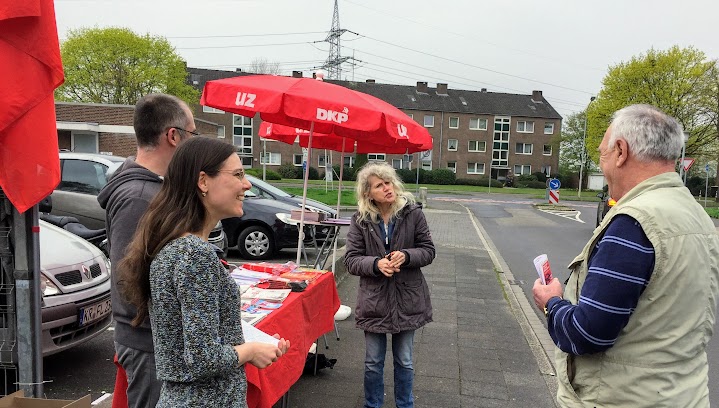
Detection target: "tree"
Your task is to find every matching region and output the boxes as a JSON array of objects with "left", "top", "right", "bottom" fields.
[
  {"left": 559, "top": 111, "right": 597, "bottom": 182},
  {"left": 586, "top": 46, "right": 717, "bottom": 164},
  {"left": 248, "top": 57, "right": 281, "bottom": 75},
  {"left": 57, "top": 27, "right": 199, "bottom": 105}
]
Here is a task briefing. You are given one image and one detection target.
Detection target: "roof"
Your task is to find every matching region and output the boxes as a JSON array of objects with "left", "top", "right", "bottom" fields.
[{"left": 186, "top": 67, "right": 562, "bottom": 120}]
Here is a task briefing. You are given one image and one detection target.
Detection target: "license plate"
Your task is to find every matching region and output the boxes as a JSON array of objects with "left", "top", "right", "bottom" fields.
[{"left": 78, "top": 298, "right": 112, "bottom": 327}]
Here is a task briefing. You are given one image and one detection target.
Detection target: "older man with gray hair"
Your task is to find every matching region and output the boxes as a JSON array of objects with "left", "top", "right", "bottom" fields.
[{"left": 533, "top": 104, "right": 719, "bottom": 407}]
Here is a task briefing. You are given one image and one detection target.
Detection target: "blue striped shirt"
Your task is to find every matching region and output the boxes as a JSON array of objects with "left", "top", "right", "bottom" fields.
[{"left": 546, "top": 215, "right": 655, "bottom": 355}]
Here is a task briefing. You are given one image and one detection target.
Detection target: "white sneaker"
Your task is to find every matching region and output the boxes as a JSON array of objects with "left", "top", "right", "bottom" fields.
[{"left": 334, "top": 304, "right": 351, "bottom": 321}]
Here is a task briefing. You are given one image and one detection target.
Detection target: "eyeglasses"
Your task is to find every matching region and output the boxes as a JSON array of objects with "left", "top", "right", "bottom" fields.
[
  {"left": 218, "top": 169, "right": 246, "bottom": 180},
  {"left": 172, "top": 126, "right": 201, "bottom": 137}
]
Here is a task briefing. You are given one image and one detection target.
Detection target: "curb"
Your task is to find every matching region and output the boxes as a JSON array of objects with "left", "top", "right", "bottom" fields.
[{"left": 462, "top": 204, "right": 559, "bottom": 403}]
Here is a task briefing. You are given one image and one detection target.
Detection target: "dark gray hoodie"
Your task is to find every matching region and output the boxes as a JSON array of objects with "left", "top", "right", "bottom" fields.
[{"left": 97, "top": 158, "right": 162, "bottom": 352}]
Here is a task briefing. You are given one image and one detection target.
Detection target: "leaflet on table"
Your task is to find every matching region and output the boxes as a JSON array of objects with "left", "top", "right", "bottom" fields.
[
  {"left": 240, "top": 302, "right": 274, "bottom": 315},
  {"left": 279, "top": 270, "right": 326, "bottom": 283},
  {"left": 241, "top": 320, "right": 279, "bottom": 346},
  {"left": 241, "top": 287, "right": 291, "bottom": 302},
  {"left": 241, "top": 261, "right": 298, "bottom": 276},
  {"left": 230, "top": 268, "right": 287, "bottom": 286}
]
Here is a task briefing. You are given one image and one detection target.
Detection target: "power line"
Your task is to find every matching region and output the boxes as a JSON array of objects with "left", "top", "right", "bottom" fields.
[
  {"left": 167, "top": 31, "right": 326, "bottom": 39},
  {"left": 340, "top": 0, "right": 605, "bottom": 73},
  {"left": 355, "top": 34, "right": 595, "bottom": 95},
  {"left": 176, "top": 41, "right": 312, "bottom": 50}
]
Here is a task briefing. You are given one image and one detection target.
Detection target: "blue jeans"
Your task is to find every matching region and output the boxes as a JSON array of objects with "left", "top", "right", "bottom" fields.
[{"left": 364, "top": 330, "right": 415, "bottom": 408}]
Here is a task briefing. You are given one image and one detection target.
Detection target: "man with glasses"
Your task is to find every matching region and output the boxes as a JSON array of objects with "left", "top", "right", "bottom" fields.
[
  {"left": 98, "top": 93, "right": 197, "bottom": 408},
  {"left": 532, "top": 104, "right": 719, "bottom": 407}
]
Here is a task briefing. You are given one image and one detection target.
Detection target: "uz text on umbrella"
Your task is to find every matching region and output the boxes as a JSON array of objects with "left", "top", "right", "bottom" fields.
[
  {"left": 316, "top": 107, "right": 349, "bottom": 124},
  {"left": 235, "top": 92, "right": 256, "bottom": 108}
]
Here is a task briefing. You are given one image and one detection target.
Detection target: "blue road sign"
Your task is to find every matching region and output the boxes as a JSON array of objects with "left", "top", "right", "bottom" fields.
[
  {"left": 302, "top": 161, "right": 307, "bottom": 171},
  {"left": 706, "top": 164, "right": 711, "bottom": 172},
  {"left": 549, "top": 178, "right": 561, "bottom": 190}
]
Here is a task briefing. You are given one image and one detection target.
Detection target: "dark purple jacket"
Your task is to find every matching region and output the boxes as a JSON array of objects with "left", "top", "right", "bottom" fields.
[{"left": 344, "top": 203, "right": 435, "bottom": 333}]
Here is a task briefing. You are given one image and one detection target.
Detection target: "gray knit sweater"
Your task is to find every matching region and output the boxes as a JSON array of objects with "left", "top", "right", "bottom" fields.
[{"left": 149, "top": 235, "right": 247, "bottom": 408}]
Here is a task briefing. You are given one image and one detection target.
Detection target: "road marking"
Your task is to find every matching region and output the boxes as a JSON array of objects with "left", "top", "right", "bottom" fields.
[
  {"left": 92, "top": 393, "right": 112, "bottom": 406},
  {"left": 434, "top": 196, "right": 536, "bottom": 205},
  {"left": 538, "top": 208, "right": 585, "bottom": 224}
]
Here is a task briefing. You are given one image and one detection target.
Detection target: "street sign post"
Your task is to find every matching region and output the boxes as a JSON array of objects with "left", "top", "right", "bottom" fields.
[{"left": 549, "top": 178, "right": 561, "bottom": 190}]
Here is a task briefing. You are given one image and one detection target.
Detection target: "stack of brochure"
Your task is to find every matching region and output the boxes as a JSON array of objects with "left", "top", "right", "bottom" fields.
[{"left": 240, "top": 287, "right": 292, "bottom": 326}]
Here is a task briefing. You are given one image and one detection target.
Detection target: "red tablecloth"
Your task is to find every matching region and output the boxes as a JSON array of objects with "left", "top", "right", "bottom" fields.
[
  {"left": 247, "top": 272, "right": 340, "bottom": 408},
  {"left": 111, "top": 272, "right": 340, "bottom": 408}
]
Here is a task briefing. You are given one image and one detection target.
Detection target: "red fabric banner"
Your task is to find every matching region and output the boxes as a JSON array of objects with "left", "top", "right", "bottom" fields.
[{"left": 0, "top": 0, "right": 64, "bottom": 213}]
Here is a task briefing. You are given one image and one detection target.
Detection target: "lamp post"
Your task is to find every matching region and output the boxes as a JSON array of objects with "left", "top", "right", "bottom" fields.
[{"left": 577, "top": 96, "right": 596, "bottom": 199}]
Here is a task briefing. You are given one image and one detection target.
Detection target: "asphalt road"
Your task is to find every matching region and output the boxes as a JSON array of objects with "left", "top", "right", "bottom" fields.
[{"left": 449, "top": 192, "right": 719, "bottom": 406}]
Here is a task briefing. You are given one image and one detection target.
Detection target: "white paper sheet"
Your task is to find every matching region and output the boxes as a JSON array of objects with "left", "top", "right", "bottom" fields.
[{"left": 241, "top": 320, "right": 280, "bottom": 347}]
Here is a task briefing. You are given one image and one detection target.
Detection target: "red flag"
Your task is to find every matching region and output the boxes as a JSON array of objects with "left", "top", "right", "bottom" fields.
[{"left": 0, "top": 0, "right": 64, "bottom": 213}]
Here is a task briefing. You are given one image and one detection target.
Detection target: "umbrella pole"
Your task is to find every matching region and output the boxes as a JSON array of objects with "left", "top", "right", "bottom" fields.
[
  {"left": 296, "top": 122, "right": 314, "bottom": 266},
  {"left": 330, "top": 138, "right": 347, "bottom": 273}
]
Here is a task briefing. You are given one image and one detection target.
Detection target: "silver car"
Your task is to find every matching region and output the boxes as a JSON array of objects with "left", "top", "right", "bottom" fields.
[
  {"left": 52, "top": 152, "right": 227, "bottom": 254},
  {"left": 39, "top": 220, "right": 112, "bottom": 356}
]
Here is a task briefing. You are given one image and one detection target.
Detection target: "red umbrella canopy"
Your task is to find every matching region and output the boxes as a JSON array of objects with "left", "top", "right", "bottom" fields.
[
  {"left": 258, "top": 121, "right": 432, "bottom": 154},
  {"left": 201, "top": 75, "right": 432, "bottom": 149}
]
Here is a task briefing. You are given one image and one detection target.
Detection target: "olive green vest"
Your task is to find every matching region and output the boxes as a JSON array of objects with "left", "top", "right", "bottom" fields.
[{"left": 556, "top": 172, "right": 719, "bottom": 408}]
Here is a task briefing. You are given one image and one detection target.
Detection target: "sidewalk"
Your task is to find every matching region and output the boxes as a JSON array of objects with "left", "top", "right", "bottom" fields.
[{"left": 279, "top": 199, "right": 557, "bottom": 408}]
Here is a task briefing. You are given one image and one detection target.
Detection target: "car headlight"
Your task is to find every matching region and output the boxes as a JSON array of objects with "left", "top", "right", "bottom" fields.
[
  {"left": 40, "top": 273, "right": 60, "bottom": 296},
  {"left": 104, "top": 256, "right": 112, "bottom": 275}
]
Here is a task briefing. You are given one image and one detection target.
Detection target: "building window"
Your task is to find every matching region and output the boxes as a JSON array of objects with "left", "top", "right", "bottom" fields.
[
  {"left": 343, "top": 156, "right": 355, "bottom": 168},
  {"left": 492, "top": 117, "right": 510, "bottom": 167},
  {"left": 217, "top": 125, "right": 226, "bottom": 139},
  {"left": 447, "top": 162, "right": 456, "bottom": 173},
  {"left": 516, "top": 143, "right": 533, "bottom": 154},
  {"left": 468, "top": 140, "right": 486, "bottom": 152},
  {"left": 392, "top": 159, "right": 403, "bottom": 169},
  {"left": 541, "top": 165, "right": 552, "bottom": 177},
  {"left": 317, "top": 153, "right": 329, "bottom": 167},
  {"left": 516, "top": 121, "right": 534, "bottom": 133},
  {"left": 202, "top": 106, "right": 225, "bottom": 114},
  {"left": 544, "top": 123, "right": 554, "bottom": 134},
  {"left": 543, "top": 144, "right": 552, "bottom": 155},
  {"left": 467, "top": 162, "right": 485, "bottom": 175},
  {"left": 293, "top": 154, "right": 303, "bottom": 166},
  {"left": 260, "top": 152, "right": 281, "bottom": 165},
  {"left": 447, "top": 139, "right": 458, "bottom": 151},
  {"left": 71, "top": 132, "right": 98, "bottom": 153},
  {"left": 233, "top": 114, "right": 253, "bottom": 154},
  {"left": 469, "top": 118, "right": 488, "bottom": 130},
  {"left": 514, "top": 164, "right": 532, "bottom": 175},
  {"left": 448, "top": 117, "right": 459, "bottom": 129},
  {"left": 423, "top": 115, "right": 434, "bottom": 128},
  {"left": 407, "top": 113, "right": 414, "bottom": 120},
  {"left": 368, "top": 153, "right": 386, "bottom": 161}
]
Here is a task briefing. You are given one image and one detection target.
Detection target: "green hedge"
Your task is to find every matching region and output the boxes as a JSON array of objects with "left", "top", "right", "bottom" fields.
[
  {"left": 278, "top": 163, "right": 301, "bottom": 179},
  {"left": 246, "top": 168, "right": 282, "bottom": 180},
  {"left": 456, "top": 178, "right": 504, "bottom": 188}
]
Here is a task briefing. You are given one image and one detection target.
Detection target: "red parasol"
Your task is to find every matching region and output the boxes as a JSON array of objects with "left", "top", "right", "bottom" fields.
[
  {"left": 258, "top": 121, "right": 432, "bottom": 154},
  {"left": 0, "top": 0, "right": 64, "bottom": 213},
  {"left": 201, "top": 74, "right": 433, "bottom": 264}
]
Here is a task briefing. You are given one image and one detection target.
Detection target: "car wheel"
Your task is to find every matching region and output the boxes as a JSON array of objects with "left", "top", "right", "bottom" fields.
[{"left": 238, "top": 226, "right": 274, "bottom": 260}]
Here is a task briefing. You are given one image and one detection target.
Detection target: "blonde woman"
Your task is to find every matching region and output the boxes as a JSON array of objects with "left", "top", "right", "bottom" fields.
[{"left": 344, "top": 162, "right": 435, "bottom": 408}]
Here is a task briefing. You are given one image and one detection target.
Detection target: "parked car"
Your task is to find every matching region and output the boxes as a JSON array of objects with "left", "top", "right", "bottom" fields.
[
  {"left": 245, "top": 175, "right": 337, "bottom": 240},
  {"left": 222, "top": 194, "right": 312, "bottom": 260},
  {"left": 246, "top": 175, "right": 338, "bottom": 217},
  {"left": 52, "top": 152, "right": 227, "bottom": 254},
  {"left": 38, "top": 220, "right": 112, "bottom": 356},
  {"left": 596, "top": 186, "right": 617, "bottom": 227}
]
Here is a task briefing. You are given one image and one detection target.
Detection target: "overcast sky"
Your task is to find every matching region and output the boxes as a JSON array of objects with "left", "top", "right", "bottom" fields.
[{"left": 54, "top": 0, "right": 719, "bottom": 119}]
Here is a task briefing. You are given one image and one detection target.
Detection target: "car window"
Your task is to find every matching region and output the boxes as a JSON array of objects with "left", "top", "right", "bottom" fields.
[
  {"left": 247, "top": 176, "right": 292, "bottom": 198},
  {"left": 58, "top": 159, "right": 108, "bottom": 195},
  {"left": 249, "top": 185, "right": 272, "bottom": 199}
]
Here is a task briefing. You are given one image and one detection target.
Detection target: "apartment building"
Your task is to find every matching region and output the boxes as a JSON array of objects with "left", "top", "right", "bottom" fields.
[{"left": 188, "top": 67, "right": 562, "bottom": 181}]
